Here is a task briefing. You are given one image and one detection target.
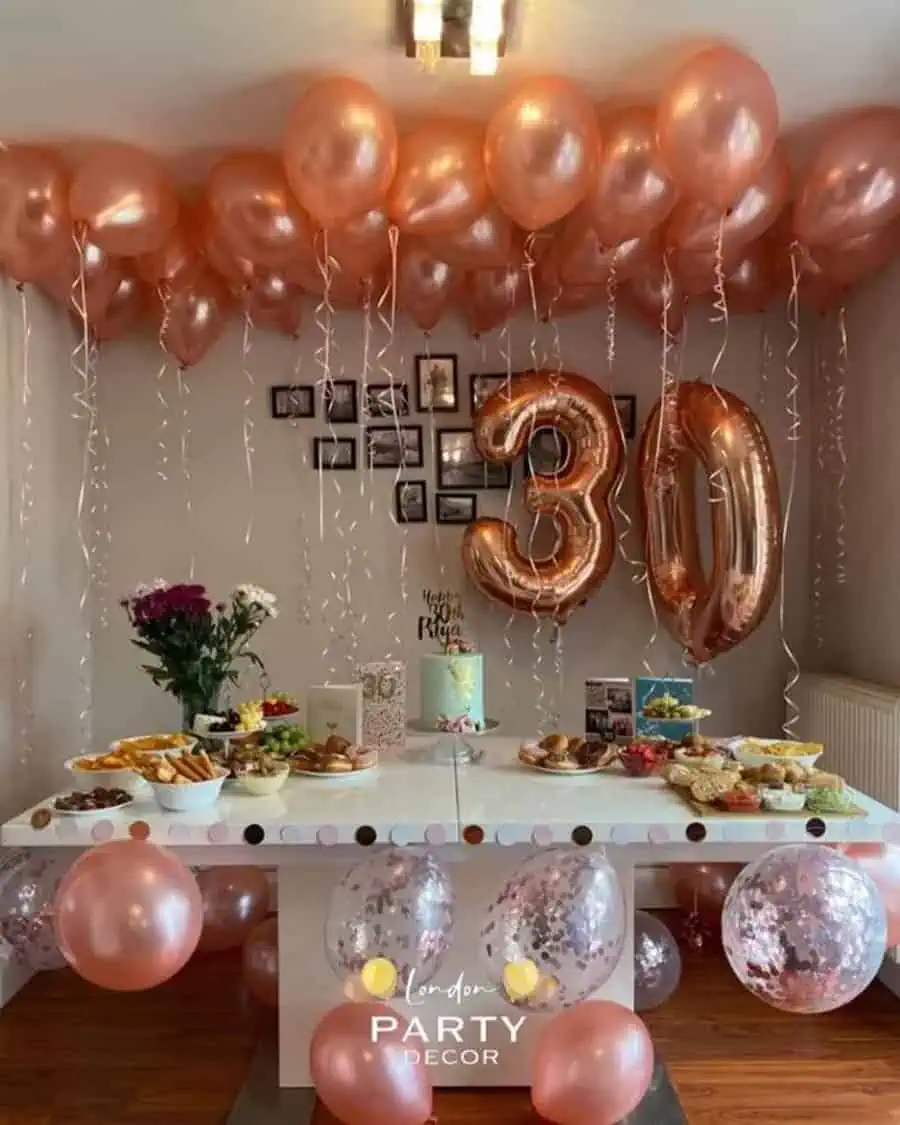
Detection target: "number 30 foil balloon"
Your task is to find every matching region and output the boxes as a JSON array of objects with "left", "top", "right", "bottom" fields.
[
  {"left": 462, "top": 372, "right": 625, "bottom": 621},
  {"left": 638, "top": 381, "right": 781, "bottom": 663}
]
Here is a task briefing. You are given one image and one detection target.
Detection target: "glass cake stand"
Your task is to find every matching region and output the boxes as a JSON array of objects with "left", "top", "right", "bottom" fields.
[{"left": 406, "top": 718, "right": 500, "bottom": 765}]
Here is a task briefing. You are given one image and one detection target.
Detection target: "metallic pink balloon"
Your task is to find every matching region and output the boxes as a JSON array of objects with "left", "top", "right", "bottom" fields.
[
  {"left": 310, "top": 1003, "right": 433, "bottom": 1125},
  {"left": 90, "top": 273, "right": 148, "bottom": 341},
  {"left": 585, "top": 106, "right": 678, "bottom": 243},
  {"left": 396, "top": 240, "right": 459, "bottom": 331},
  {"left": 721, "top": 241, "right": 776, "bottom": 313},
  {"left": 54, "top": 840, "right": 202, "bottom": 992},
  {"left": 245, "top": 270, "right": 305, "bottom": 336},
  {"left": 532, "top": 1001, "right": 654, "bottom": 1125},
  {"left": 0, "top": 146, "right": 71, "bottom": 284},
  {"left": 810, "top": 220, "right": 900, "bottom": 286},
  {"left": 326, "top": 208, "right": 390, "bottom": 275},
  {"left": 794, "top": 108, "right": 900, "bottom": 247},
  {"left": 424, "top": 202, "right": 519, "bottom": 269},
  {"left": 465, "top": 264, "right": 528, "bottom": 334},
  {"left": 40, "top": 236, "right": 123, "bottom": 323},
  {"left": 623, "top": 261, "right": 686, "bottom": 335},
  {"left": 160, "top": 269, "right": 231, "bottom": 368},
  {"left": 558, "top": 214, "right": 657, "bottom": 285},
  {"left": 196, "top": 867, "right": 271, "bottom": 953},
  {"left": 243, "top": 916, "right": 278, "bottom": 1006},
  {"left": 657, "top": 47, "right": 779, "bottom": 209}
]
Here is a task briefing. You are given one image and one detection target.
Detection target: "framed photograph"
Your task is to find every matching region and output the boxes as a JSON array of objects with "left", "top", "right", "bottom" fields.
[
  {"left": 395, "top": 480, "right": 427, "bottom": 524},
  {"left": 313, "top": 436, "right": 356, "bottom": 471},
  {"left": 270, "top": 384, "right": 315, "bottom": 420},
  {"left": 415, "top": 354, "right": 459, "bottom": 413},
  {"left": 436, "top": 428, "right": 512, "bottom": 490},
  {"left": 436, "top": 492, "right": 477, "bottom": 525},
  {"left": 614, "top": 394, "right": 637, "bottom": 440},
  {"left": 366, "top": 425, "right": 424, "bottom": 469},
  {"left": 365, "top": 382, "right": 409, "bottom": 418},
  {"left": 324, "top": 380, "right": 358, "bottom": 424},
  {"left": 525, "top": 425, "right": 571, "bottom": 478},
  {"left": 470, "top": 372, "right": 520, "bottom": 415}
]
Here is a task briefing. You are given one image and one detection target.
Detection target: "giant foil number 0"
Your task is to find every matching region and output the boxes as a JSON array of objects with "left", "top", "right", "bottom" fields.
[{"left": 461, "top": 371, "right": 625, "bottom": 621}]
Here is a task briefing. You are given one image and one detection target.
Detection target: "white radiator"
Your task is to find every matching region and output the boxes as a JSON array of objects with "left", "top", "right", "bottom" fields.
[{"left": 796, "top": 673, "right": 900, "bottom": 811}]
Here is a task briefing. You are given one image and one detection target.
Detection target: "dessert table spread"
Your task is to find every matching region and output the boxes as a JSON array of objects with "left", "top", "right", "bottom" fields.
[{"left": 4, "top": 734, "right": 900, "bottom": 1088}]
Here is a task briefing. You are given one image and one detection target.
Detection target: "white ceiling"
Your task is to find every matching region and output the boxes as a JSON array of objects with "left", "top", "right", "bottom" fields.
[{"left": 0, "top": 0, "right": 897, "bottom": 175}]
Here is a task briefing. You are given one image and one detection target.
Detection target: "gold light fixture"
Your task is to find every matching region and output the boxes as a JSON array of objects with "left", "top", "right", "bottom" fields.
[{"left": 399, "top": 1, "right": 514, "bottom": 74}]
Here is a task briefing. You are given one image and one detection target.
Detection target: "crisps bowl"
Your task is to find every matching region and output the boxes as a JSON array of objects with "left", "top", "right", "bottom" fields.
[{"left": 148, "top": 768, "right": 229, "bottom": 812}]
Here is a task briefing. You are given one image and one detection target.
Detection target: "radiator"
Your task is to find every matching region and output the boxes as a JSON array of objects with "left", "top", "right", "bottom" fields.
[{"left": 796, "top": 673, "right": 900, "bottom": 810}]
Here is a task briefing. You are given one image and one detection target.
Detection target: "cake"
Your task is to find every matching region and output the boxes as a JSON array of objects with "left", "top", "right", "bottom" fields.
[{"left": 419, "top": 640, "right": 485, "bottom": 731}]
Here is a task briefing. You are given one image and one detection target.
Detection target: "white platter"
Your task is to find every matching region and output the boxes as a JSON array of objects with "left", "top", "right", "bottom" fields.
[
  {"left": 289, "top": 764, "right": 378, "bottom": 780},
  {"left": 640, "top": 708, "right": 712, "bottom": 722},
  {"left": 407, "top": 718, "right": 500, "bottom": 736},
  {"left": 53, "top": 797, "right": 135, "bottom": 818},
  {"left": 196, "top": 726, "right": 266, "bottom": 742},
  {"left": 518, "top": 759, "right": 608, "bottom": 777}
]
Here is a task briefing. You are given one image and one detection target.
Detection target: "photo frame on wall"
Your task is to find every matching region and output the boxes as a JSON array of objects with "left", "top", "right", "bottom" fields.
[
  {"left": 436, "top": 493, "right": 477, "bottom": 524},
  {"left": 313, "top": 436, "right": 356, "bottom": 471},
  {"left": 324, "top": 380, "right": 359, "bottom": 424},
  {"left": 415, "top": 354, "right": 458, "bottom": 413},
  {"left": 470, "top": 372, "right": 520, "bottom": 415},
  {"left": 366, "top": 425, "right": 424, "bottom": 469},
  {"left": 270, "top": 384, "right": 315, "bottom": 420},
  {"left": 525, "top": 425, "right": 571, "bottom": 478},
  {"left": 614, "top": 394, "right": 637, "bottom": 440},
  {"left": 365, "top": 382, "right": 409, "bottom": 418},
  {"left": 436, "top": 428, "right": 512, "bottom": 490},
  {"left": 395, "top": 480, "right": 427, "bottom": 524}
]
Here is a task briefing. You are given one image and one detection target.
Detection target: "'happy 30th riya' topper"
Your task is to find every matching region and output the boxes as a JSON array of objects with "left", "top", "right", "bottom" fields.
[{"left": 418, "top": 587, "right": 467, "bottom": 647}]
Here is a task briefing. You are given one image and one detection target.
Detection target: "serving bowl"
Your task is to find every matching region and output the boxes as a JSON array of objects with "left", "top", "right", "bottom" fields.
[
  {"left": 148, "top": 769, "right": 229, "bottom": 812},
  {"left": 65, "top": 755, "right": 148, "bottom": 795},
  {"left": 730, "top": 738, "right": 823, "bottom": 771},
  {"left": 233, "top": 764, "right": 290, "bottom": 796}
]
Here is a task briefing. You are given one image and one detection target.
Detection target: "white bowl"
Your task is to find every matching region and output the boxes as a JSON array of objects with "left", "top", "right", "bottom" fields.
[
  {"left": 731, "top": 739, "right": 823, "bottom": 771},
  {"left": 65, "top": 756, "right": 147, "bottom": 795},
  {"left": 148, "top": 769, "right": 228, "bottom": 812},
  {"left": 234, "top": 766, "right": 290, "bottom": 797},
  {"left": 760, "top": 786, "right": 808, "bottom": 812},
  {"left": 110, "top": 734, "right": 198, "bottom": 756}
]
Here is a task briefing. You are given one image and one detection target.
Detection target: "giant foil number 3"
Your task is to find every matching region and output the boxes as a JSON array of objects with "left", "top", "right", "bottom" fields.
[
  {"left": 638, "top": 381, "right": 782, "bottom": 664},
  {"left": 461, "top": 371, "right": 625, "bottom": 622}
]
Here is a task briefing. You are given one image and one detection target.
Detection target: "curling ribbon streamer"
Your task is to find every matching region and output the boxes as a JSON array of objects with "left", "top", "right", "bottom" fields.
[
  {"left": 240, "top": 311, "right": 256, "bottom": 548},
  {"left": 780, "top": 245, "right": 803, "bottom": 737},
  {"left": 834, "top": 306, "right": 849, "bottom": 587},
  {"left": 175, "top": 367, "right": 195, "bottom": 580}
]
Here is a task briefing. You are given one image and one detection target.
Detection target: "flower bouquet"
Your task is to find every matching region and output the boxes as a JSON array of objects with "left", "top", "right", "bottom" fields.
[{"left": 121, "top": 581, "right": 278, "bottom": 729}]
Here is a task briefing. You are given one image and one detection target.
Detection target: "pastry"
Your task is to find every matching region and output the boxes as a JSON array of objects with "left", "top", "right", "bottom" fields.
[
  {"left": 690, "top": 771, "right": 740, "bottom": 804},
  {"left": 663, "top": 763, "right": 696, "bottom": 788},
  {"left": 324, "top": 756, "right": 353, "bottom": 774},
  {"left": 539, "top": 733, "right": 569, "bottom": 755},
  {"left": 806, "top": 770, "right": 845, "bottom": 791},
  {"left": 760, "top": 763, "right": 787, "bottom": 785},
  {"left": 325, "top": 734, "right": 352, "bottom": 756}
]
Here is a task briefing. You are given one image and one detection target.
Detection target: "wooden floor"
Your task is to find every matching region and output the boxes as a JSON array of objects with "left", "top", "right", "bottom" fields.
[{"left": 1, "top": 935, "right": 900, "bottom": 1125}]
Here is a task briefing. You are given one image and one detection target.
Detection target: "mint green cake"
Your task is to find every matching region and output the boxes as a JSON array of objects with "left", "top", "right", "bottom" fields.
[{"left": 420, "top": 652, "right": 485, "bottom": 730}]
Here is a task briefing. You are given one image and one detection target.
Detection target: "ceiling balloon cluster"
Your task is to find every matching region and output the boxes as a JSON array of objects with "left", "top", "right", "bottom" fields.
[{"left": 1, "top": 44, "right": 899, "bottom": 364}]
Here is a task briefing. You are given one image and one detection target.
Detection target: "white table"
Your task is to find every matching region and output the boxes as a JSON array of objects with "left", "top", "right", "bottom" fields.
[{"left": 5, "top": 735, "right": 900, "bottom": 1088}]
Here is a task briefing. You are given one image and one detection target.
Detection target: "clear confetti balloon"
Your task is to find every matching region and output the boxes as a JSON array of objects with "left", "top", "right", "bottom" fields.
[
  {"left": 325, "top": 850, "right": 454, "bottom": 992},
  {"left": 0, "top": 850, "right": 69, "bottom": 971},
  {"left": 480, "top": 848, "right": 626, "bottom": 1011},
  {"left": 634, "top": 910, "right": 682, "bottom": 1012},
  {"left": 722, "top": 844, "right": 887, "bottom": 1014}
]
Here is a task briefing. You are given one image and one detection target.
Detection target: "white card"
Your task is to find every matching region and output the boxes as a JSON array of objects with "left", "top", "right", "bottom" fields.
[{"left": 306, "top": 684, "right": 363, "bottom": 745}]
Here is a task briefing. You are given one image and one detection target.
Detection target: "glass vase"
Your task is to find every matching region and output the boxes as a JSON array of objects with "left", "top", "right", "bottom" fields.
[{"left": 179, "top": 687, "right": 224, "bottom": 734}]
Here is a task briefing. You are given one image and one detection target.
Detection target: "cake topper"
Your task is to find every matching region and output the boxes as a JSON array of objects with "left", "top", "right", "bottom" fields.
[{"left": 418, "top": 586, "right": 465, "bottom": 647}]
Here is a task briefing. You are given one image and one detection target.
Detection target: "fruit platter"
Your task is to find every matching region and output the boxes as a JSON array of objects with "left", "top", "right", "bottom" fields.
[
  {"left": 193, "top": 701, "right": 265, "bottom": 740},
  {"left": 256, "top": 692, "right": 300, "bottom": 721},
  {"left": 641, "top": 694, "right": 711, "bottom": 721}
]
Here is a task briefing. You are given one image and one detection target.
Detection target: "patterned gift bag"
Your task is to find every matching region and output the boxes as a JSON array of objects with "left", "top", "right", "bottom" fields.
[{"left": 356, "top": 662, "right": 407, "bottom": 750}]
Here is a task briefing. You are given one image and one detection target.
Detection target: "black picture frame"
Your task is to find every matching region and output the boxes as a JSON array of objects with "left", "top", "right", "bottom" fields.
[
  {"left": 525, "top": 425, "right": 572, "bottom": 478},
  {"left": 323, "top": 380, "right": 359, "bottom": 425},
  {"left": 436, "top": 492, "right": 477, "bottom": 525},
  {"left": 365, "top": 382, "right": 410, "bottom": 418},
  {"left": 470, "top": 371, "right": 520, "bottom": 416},
  {"left": 270, "top": 384, "right": 315, "bottom": 420},
  {"left": 366, "top": 424, "right": 425, "bottom": 469},
  {"left": 395, "top": 480, "right": 428, "bottom": 524},
  {"left": 436, "top": 427, "right": 512, "bottom": 491},
  {"left": 614, "top": 394, "right": 637, "bottom": 440},
  {"left": 313, "top": 436, "right": 357, "bottom": 471},
  {"left": 415, "top": 354, "right": 459, "bottom": 413}
]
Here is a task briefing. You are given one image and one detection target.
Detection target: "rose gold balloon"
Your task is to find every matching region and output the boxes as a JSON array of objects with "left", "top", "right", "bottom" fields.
[
  {"left": 768, "top": 231, "right": 845, "bottom": 312},
  {"left": 310, "top": 1002, "right": 433, "bottom": 1125},
  {"left": 53, "top": 840, "right": 202, "bottom": 991},
  {"left": 670, "top": 242, "right": 744, "bottom": 297},
  {"left": 244, "top": 270, "right": 305, "bottom": 336},
  {"left": 243, "top": 916, "right": 278, "bottom": 1006},
  {"left": 424, "top": 202, "right": 519, "bottom": 269},
  {"left": 69, "top": 144, "right": 178, "bottom": 256},
  {"left": 160, "top": 269, "right": 231, "bottom": 368},
  {"left": 90, "top": 274, "right": 148, "bottom": 341},
  {"left": 657, "top": 47, "right": 779, "bottom": 209},
  {"left": 667, "top": 144, "right": 790, "bottom": 258},
  {"left": 794, "top": 108, "right": 900, "bottom": 247},
  {"left": 286, "top": 254, "right": 374, "bottom": 309},
  {"left": 532, "top": 1001, "right": 654, "bottom": 1125},
  {"left": 0, "top": 146, "right": 71, "bottom": 284},
  {"left": 558, "top": 213, "right": 656, "bottom": 286},
  {"left": 465, "top": 264, "right": 527, "bottom": 335},
  {"left": 834, "top": 844, "right": 900, "bottom": 946},
  {"left": 196, "top": 867, "right": 271, "bottom": 953},
  {"left": 671, "top": 863, "right": 743, "bottom": 926},
  {"left": 721, "top": 241, "right": 776, "bottom": 313},
  {"left": 136, "top": 217, "right": 204, "bottom": 287},
  {"left": 388, "top": 120, "right": 489, "bottom": 236},
  {"left": 585, "top": 106, "right": 678, "bottom": 244},
  {"left": 396, "top": 240, "right": 458, "bottom": 332},
  {"left": 810, "top": 220, "right": 900, "bottom": 286},
  {"left": 535, "top": 253, "right": 605, "bottom": 318},
  {"left": 203, "top": 222, "right": 256, "bottom": 294},
  {"left": 41, "top": 237, "right": 123, "bottom": 323},
  {"left": 462, "top": 371, "right": 624, "bottom": 621},
  {"left": 623, "top": 261, "right": 686, "bottom": 335},
  {"left": 485, "top": 76, "right": 599, "bottom": 231},
  {"left": 327, "top": 208, "right": 390, "bottom": 275},
  {"left": 284, "top": 77, "right": 398, "bottom": 228},
  {"left": 204, "top": 151, "right": 314, "bottom": 270},
  {"left": 639, "top": 381, "right": 782, "bottom": 664}
]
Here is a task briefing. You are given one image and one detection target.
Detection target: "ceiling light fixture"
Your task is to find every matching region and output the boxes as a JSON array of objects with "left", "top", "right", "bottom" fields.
[
  {"left": 413, "top": 0, "right": 443, "bottom": 72},
  {"left": 469, "top": 0, "right": 503, "bottom": 76}
]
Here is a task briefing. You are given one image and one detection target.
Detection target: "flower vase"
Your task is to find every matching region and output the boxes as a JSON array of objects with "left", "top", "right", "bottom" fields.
[{"left": 179, "top": 688, "right": 223, "bottom": 734}]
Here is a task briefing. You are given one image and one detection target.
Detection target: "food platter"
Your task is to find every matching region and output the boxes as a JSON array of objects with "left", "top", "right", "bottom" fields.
[
  {"left": 53, "top": 795, "right": 135, "bottom": 818},
  {"left": 289, "top": 761, "right": 378, "bottom": 779},
  {"left": 518, "top": 759, "right": 609, "bottom": 777}
]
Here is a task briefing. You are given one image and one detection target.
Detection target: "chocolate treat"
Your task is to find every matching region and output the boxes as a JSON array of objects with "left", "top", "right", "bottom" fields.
[{"left": 54, "top": 787, "right": 131, "bottom": 812}]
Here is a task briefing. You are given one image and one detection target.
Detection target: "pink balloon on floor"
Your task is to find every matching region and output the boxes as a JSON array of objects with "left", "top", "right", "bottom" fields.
[
  {"left": 196, "top": 867, "right": 270, "bottom": 953},
  {"left": 243, "top": 916, "right": 278, "bottom": 1006},
  {"left": 834, "top": 843, "right": 900, "bottom": 947},
  {"left": 54, "top": 840, "right": 202, "bottom": 991},
  {"left": 531, "top": 1001, "right": 654, "bottom": 1125}
]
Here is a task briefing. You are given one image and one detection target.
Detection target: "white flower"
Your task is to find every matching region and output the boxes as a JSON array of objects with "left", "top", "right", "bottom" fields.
[
  {"left": 233, "top": 584, "right": 279, "bottom": 618},
  {"left": 130, "top": 579, "right": 168, "bottom": 600}
]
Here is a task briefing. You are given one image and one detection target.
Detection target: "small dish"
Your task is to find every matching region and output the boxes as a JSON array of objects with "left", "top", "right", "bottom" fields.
[
  {"left": 148, "top": 769, "right": 229, "bottom": 811},
  {"left": 673, "top": 748, "right": 725, "bottom": 771},
  {"left": 65, "top": 756, "right": 149, "bottom": 794},
  {"left": 760, "top": 786, "right": 807, "bottom": 813},
  {"left": 234, "top": 765, "right": 290, "bottom": 796},
  {"left": 53, "top": 794, "right": 135, "bottom": 818},
  {"left": 109, "top": 733, "right": 197, "bottom": 755}
]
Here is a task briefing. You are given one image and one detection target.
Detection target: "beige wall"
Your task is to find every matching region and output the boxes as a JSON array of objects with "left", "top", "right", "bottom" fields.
[{"left": 90, "top": 304, "right": 810, "bottom": 745}]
